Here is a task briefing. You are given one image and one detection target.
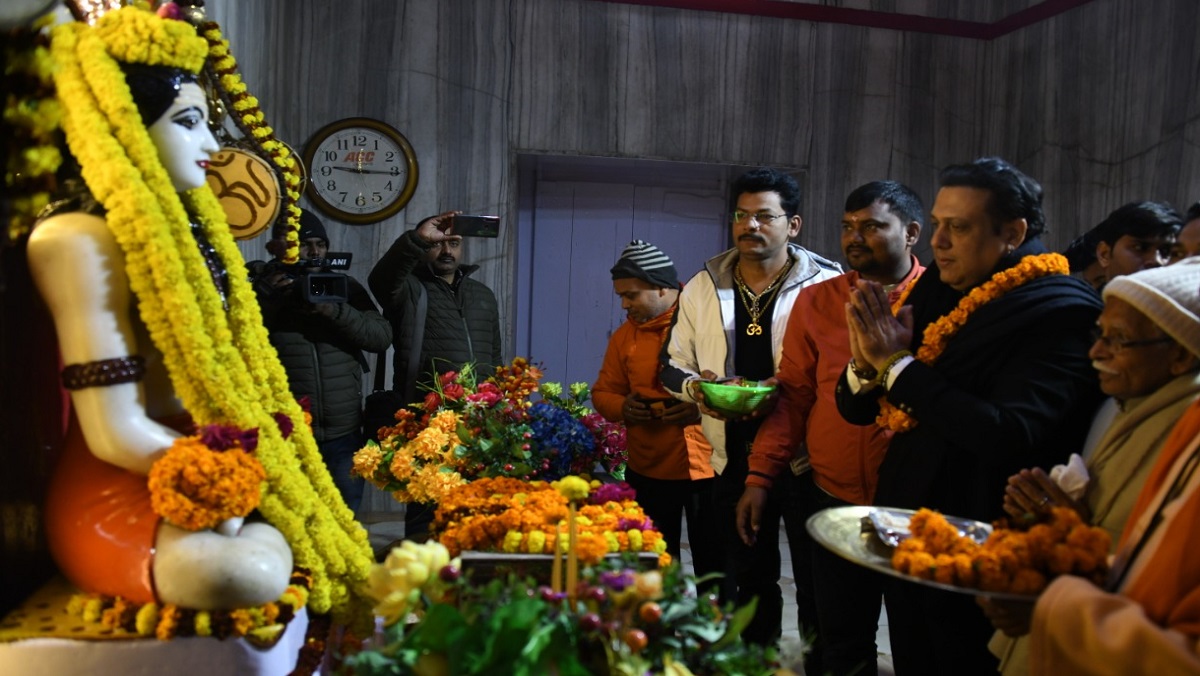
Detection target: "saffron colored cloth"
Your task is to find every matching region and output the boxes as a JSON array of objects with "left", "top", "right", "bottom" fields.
[
  {"left": 1027, "top": 399, "right": 1200, "bottom": 675},
  {"left": 747, "top": 259, "right": 923, "bottom": 504},
  {"left": 993, "top": 371, "right": 1200, "bottom": 676},
  {"left": 593, "top": 303, "right": 712, "bottom": 481},
  {"left": 43, "top": 413, "right": 193, "bottom": 604}
]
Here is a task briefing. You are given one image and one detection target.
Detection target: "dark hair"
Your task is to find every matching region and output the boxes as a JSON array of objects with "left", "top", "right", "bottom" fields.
[
  {"left": 844, "top": 181, "right": 926, "bottom": 229},
  {"left": 121, "top": 64, "right": 199, "bottom": 126},
  {"left": 1062, "top": 230, "right": 1099, "bottom": 271},
  {"left": 938, "top": 157, "right": 1045, "bottom": 238},
  {"left": 1185, "top": 201, "right": 1200, "bottom": 222},
  {"left": 1093, "top": 201, "right": 1182, "bottom": 245},
  {"left": 732, "top": 168, "right": 802, "bottom": 216}
]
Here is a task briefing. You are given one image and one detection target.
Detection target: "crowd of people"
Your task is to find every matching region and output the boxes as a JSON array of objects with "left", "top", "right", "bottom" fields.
[
  {"left": 596, "top": 160, "right": 1200, "bottom": 675},
  {"left": 22, "top": 7, "right": 1200, "bottom": 673}
]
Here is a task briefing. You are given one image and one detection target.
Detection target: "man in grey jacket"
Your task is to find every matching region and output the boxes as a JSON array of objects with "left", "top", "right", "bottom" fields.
[
  {"left": 661, "top": 168, "right": 842, "bottom": 657},
  {"left": 252, "top": 209, "right": 393, "bottom": 513}
]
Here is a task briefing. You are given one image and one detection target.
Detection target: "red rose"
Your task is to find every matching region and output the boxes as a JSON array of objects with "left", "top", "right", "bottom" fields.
[
  {"left": 423, "top": 391, "right": 442, "bottom": 412},
  {"left": 443, "top": 383, "right": 465, "bottom": 401}
]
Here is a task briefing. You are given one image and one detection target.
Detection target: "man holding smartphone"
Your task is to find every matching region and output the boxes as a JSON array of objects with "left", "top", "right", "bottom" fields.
[
  {"left": 368, "top": 210, "right": 503, "bottom": 540},
  {"left": 592, "top": 241, "right": 718, "bottom": 576}
]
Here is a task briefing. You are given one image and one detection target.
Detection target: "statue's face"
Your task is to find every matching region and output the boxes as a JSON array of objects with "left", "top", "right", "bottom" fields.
[{"left": 146, "top": 82, "right": 219, "bottom": 192}]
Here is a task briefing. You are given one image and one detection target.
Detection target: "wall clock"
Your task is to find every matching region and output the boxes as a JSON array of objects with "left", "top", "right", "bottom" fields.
[{"left": 302, "top": 117, "right": 419, "bottom": 224}]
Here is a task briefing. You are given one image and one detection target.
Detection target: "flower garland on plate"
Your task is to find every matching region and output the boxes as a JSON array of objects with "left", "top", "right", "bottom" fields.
[
  {"left": 49, "top": 6, "right": 371, "bottom": 624},
  {"left": 877, "top": 253, "right": 1070, "bottom": 432},
  {"left": 66, "top": 569, "right": 313, "bottom": 644},
  {"left": 198, "top": 20, "right": 302, "bottom": 263},
  {"left": 3, "top": 13, "right": 62, "bottom": 244}
]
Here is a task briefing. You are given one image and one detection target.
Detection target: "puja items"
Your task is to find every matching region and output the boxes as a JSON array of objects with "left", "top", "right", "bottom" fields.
[{"left": 891, "top": 507, "right": 1110, "bottom": 595}]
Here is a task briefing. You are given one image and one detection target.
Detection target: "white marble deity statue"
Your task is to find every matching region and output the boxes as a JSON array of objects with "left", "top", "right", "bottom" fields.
[{"left": 25, "top": 6, "right": 371, "bottom": 616}]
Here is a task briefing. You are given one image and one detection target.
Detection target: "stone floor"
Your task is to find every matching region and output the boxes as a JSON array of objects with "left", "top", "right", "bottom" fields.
[{"left": 364, "top": 510, "right": 895, "bottom": 675}]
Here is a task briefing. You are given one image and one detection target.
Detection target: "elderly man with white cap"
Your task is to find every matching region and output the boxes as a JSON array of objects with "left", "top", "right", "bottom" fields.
[{"left": 983, "top": 258, "right": 1200, "bottom": 675}]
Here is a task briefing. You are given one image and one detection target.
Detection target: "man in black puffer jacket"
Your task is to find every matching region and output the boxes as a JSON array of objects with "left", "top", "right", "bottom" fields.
[
  {"left": 252, "top": 210, "right": 392, "bottom": 514},
  {"left": 369, "top": 210, "right": 503, "bottom": 539}
]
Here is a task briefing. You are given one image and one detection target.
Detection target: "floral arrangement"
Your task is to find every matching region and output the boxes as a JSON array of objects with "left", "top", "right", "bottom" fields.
[
  {"left": 433, "top": 476, "right": 670, "bottom": 568},
  {"left": 891, "top": 507, "right": 1109, "bottom": 595},
  {"left": 348, "top": 541, "right": 780, "bottom": 676},
  {"left": 49, "top": 6, "right": 372, "bottom": 622},
  {"left": 147, "top": 424, "right": 266, "bottom": 531},
  {"left": 353, "top": 358, "right": 627, "bottom": 505},
  {"left": 877, "top": 253, "right": 1070, "bottom": 432},
  {"left": 65, "top": 569, "right": 312, "bottom": 644},
  {"left": 2, "top": 12, "right": 61, "bottom": 244}
]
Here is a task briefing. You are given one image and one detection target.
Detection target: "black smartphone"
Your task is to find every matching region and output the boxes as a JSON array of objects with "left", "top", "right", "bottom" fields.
[{"left": 450, "top": 214, "right": 500, "bottom": 238}]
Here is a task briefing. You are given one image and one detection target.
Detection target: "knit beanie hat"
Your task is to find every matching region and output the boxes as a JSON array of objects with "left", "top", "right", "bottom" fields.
[
  {"left": 1104, "top": 257, "right": 1200, "bottom": 357},
  {"left": 298, "top": 209, "right": 329, "bottom": 246},
  {"left": 610, "top": 240, "right": 679, "bottom": 289}
]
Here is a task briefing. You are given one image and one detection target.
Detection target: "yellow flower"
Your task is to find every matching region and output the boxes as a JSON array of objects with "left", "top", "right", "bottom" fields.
[
  {"left": 366, "top": 541, "right": 461, "bottom": 626},
  {"left": 553, "top": 475, "right": 590, "bottom": 502},
  {"left": 352, "top": 442, "right": 384, "bottom": 478}
]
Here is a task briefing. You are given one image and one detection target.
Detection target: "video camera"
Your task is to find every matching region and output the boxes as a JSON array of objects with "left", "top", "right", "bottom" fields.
[{"left": 258, "top": 252, "right": 354, "bottom": 304}]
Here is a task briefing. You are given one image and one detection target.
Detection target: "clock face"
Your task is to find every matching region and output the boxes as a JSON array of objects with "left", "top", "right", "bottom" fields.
[{"left": 302, "top": 118, "right": 419, "bottom": 224}]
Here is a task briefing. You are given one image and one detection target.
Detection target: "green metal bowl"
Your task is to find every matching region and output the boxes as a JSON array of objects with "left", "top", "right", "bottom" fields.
[{"left": 697, "top": 381, "right": 776, "bottom": 416}]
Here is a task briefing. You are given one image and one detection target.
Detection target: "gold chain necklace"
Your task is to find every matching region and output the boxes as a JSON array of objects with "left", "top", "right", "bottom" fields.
[{"left": 734, "top": 257, "right": 793, "bottom": 336}]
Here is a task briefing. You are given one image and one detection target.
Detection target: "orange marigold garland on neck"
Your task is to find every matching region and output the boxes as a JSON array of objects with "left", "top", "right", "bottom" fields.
[{"left": 877, "top": 253, "right": 1070, "bottom": 432}]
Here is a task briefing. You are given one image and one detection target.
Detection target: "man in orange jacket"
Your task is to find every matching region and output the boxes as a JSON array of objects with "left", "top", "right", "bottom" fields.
[
  {"left": 593, "top": 241, "right": 718, "bottom": 576},
  {"left": 737, "top": 181, "right": 926, "bottom": 675}
]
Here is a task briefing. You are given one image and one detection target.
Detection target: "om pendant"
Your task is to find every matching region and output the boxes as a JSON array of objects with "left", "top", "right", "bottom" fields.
[{"left": 746, "top": 322, "right": 763, "bottom": 336}]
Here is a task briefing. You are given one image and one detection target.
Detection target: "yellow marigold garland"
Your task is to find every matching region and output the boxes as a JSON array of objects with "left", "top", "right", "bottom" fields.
[
  {"left": 877, "top": 253, "right": 1070, "bottom": 432},
  {"left": 434, "top": 477, "right": 669, "bottom": 566},
  {"left": 48, "top": 6, "right": 371, "bottom": 625},
  {"left": 199, "top": 22, "right": 302, "bottom": 264},
  {"left": 66, "top": 569, "right": 313, "bottom": 643}
]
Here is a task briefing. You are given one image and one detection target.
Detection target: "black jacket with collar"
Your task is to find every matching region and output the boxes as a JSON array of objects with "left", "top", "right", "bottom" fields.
[
  {"left": 368, "top": 230, "right": 502, "bottom": 403},
  {"left": 836, "top": 239, "right": 1104, "bottom": 522}
]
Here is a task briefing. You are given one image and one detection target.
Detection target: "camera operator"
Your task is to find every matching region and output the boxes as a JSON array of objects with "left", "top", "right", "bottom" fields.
[{"left": 250, "top": 209, "right": 392, "bottom": 514}]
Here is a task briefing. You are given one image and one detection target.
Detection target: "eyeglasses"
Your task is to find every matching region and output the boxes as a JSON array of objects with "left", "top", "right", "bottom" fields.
[
  {"left": 730, "top": 211, "right": 787, "bottom": 225},
  {"left": 1090, "top": 327, "right": 1174, "bottom": 354}
]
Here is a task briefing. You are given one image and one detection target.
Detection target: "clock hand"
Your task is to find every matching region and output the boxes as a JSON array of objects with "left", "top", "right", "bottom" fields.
[{"left": 330, "top": 165, "right": 396, "bottom": 176}]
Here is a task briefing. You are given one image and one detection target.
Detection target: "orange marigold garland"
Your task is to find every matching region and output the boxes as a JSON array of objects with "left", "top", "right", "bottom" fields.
[
  {"left": 433, "top": 477, "right": 669, "bottom": 566},
  {"left": 148, "top": 425, "right": 266, "bottom": 531},
  {"left": 877, "top": 253, "right": 1069, "bottom": 432}
]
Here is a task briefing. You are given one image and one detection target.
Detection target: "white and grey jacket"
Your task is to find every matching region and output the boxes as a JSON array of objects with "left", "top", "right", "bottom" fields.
[{"left": 660, "top": 243, "right": 842, "bottom": 474}]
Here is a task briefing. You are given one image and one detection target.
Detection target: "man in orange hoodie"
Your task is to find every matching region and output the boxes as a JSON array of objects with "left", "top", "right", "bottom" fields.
[{"left": 593, "top": 241, "right": 718, "bottom": 576}]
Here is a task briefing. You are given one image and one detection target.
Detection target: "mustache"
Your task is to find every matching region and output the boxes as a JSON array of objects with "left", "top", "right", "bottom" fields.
[
  {"left": 738, "top": 234, "right": 765, "bottom": 243},
  {"left": 436, "top": 255, "right": 455, "bottom": 263},
  {"left": 1092, "top": 360, "right": 1119, "bottom": 375}
]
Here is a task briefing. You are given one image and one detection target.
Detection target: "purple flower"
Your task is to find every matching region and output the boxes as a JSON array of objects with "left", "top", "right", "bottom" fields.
[
  {"left": 199, "top": 424, "right": 259, "bottom": 452},
  {"left": 598, "top": 569, "right": 635, "bottom": 591},
  {"left": 273, "top": 412, "right": 294, "bottom": 439}
]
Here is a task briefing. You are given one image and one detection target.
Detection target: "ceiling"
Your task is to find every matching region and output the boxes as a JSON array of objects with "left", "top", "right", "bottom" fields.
[{"left": 591, "top": 0, "right": 1098, "bottom": 39}]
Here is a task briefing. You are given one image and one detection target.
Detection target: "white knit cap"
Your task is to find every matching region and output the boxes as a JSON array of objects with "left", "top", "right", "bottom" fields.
[{"left": 1103, "top": 257, "right": 1200, "bottom": 357}]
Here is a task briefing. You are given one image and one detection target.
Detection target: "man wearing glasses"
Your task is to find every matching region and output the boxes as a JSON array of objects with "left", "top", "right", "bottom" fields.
[{"left": 661, "top": 167, "right": 842, "bottom": 651}]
